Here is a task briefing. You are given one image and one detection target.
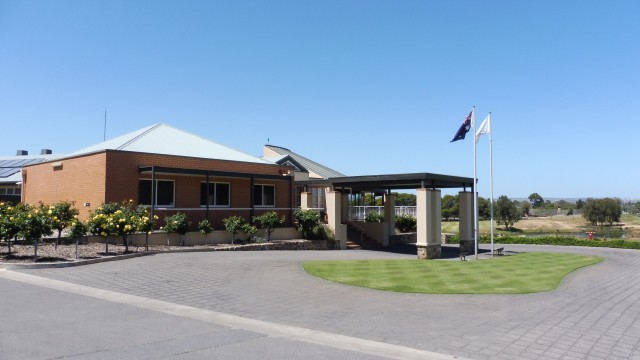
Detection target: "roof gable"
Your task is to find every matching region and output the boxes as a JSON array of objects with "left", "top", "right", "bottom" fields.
[
  {"left": 68, "top": 124, "right": 270, "bottom": 164},
  {"left": 264, "top": 145, "right": 346, "bottom": 179}
]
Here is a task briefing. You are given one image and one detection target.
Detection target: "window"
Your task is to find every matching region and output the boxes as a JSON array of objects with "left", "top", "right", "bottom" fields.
[
  {"left": 254, "top": 184, "right": 275, "bottom": 207},
  {"left": 200, "top": 182, "right": 230, "bottom": 206},
  {"left": 138, "top": 179, "right": 175, "bottom": 206}
]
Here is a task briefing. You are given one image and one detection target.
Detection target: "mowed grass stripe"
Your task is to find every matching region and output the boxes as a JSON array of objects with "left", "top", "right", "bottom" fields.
[{"left": 303, "top": 252, "right": 602, "bottom": 294}]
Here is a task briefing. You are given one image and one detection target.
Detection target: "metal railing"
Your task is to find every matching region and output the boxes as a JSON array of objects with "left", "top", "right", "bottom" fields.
[{"left": 348, "top": 206, "right": 417, "bottom": 221}]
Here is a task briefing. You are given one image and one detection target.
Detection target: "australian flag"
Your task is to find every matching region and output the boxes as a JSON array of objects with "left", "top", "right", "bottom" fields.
[{"left": 450, "top": 111, "right": 473, "bottom": 142}]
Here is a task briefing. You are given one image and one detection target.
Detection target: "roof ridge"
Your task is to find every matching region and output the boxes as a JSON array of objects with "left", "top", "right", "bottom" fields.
[{"left": 117, "top": 123, "right": 163, "bottom": 150}]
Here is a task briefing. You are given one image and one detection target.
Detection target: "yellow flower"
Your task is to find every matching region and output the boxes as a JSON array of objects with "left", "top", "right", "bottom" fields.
[{"left": 48, "top": 210, "right": 53, "bottom": 214}]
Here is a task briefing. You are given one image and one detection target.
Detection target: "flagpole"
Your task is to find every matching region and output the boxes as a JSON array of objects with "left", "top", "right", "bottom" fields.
[
  {"left": 472, "top": 106, "right": 478, "bottom": 260},
  {"left": 489, "top": 113, "right": 494, "bottom": 257}
]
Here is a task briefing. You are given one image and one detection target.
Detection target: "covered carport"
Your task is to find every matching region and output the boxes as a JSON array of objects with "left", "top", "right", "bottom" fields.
[{"left": 298, "top": 173, "right": 476, "bottom": 259}]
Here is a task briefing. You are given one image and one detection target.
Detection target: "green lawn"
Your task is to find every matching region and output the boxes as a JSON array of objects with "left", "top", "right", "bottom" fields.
[{"left": 303, "top": 252, "right": 602, "bottom": 294}]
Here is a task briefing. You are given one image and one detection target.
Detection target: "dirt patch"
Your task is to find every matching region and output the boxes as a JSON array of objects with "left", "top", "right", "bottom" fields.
[{"left": 0, "top": 242, "right": 232, "bottom": 264}]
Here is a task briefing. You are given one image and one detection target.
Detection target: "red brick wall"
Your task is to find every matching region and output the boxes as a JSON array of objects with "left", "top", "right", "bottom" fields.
[
  {"left": 23, "top": 150, "right": 295, "bottom": 227},
  {"left": 22, "top": 152, "right": 107, "bottom": 219}
]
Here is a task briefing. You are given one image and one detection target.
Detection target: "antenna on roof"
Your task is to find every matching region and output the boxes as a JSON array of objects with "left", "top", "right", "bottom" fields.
[
  {"left": 103, "top": 108, "right": 107, "bottom": 141},
  {"left": 267, "top": 137, "right": 270, "bottom": 145}
]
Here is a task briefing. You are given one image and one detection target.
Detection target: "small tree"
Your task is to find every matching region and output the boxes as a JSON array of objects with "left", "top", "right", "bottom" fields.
[
  {"left": 223, "top": 215, "right": 245, "bottom": 244},
  {"left": 50, "top": 201, "right": 79, "bottom": 249},
  {"left": 253, "top": 211, "right": 285, "bottom": 242},
  {"left": 164, "top": 212, "right": 191, "bottom": 246},
  {"left": 496, "top": 195, "right": 522, "bottom": 230},
  {"left": 242, "top": 222, "right": 258, "bottom": 242},
  {"left": 15, "top": 203, "right": 54, "bottom": 261},
  {"left": 198, "top": 219, "right": 214, "bottom": 243},
  {"left": 136, "top": 206, "right": 157, "bottom": 251},
  {"left": 86, "top": 211, "right": 111, "bottom": 253},
  {"left": 68, "top": 219, "right": 88, "bottom": 260},
  {"left": 294, "top": 209, "right": 320, "bottom": 239},
  {"left": 0, "top": 202, "right": 20, "bottom": 256}
]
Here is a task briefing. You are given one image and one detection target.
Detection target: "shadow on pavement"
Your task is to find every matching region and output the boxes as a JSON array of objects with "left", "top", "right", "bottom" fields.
[{"left": 380, "top": 243, "right": 494, "bottom": 259}]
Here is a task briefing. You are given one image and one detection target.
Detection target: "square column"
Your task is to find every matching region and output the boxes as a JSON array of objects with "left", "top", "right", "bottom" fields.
[
  {"left": 326, "top": 190, "right": 347, "bottom": 250},
  {"left": 416, "top": 189, "right": 441, "bottom": 259},
  {"left": 458, "top": 191, "right": 476, "bottom": 254},
  {"left": 300, "top": 192, "right": 311, "bottom": 209},
  {"left": 383, "top": 193, "right": 395, "bottom": 246}
]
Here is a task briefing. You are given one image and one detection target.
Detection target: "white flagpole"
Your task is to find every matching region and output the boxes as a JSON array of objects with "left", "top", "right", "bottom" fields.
[
  {"left": 488, "top": 113, "right": 494, "bottom": 257},
  {"left": 472, "top": 107, "right": 478, "bottom": 260}
]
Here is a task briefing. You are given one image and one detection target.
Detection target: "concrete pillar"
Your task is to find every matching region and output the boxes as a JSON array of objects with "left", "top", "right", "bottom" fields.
[
  {"left": 458, "top": 191, "right": 476, "bottom": 254},
  {"left": 416, "top": 189, "right": 441, "bottom": 259},
  {"left": 300, "top": 192, "right": 311, "bottom": 210},
  {"left": 341, "top": 192, "right": 349, "bottom": 223},
  {"left": 326, "top": 191, "right": 347, "bottom": 250},
  {"left": 383, "top": 193, "right": 395, "bottom": 246}
]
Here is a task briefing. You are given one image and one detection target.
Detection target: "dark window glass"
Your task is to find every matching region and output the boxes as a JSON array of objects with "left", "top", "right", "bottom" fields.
[
  {"left": 200, "top": 183, "right": 230, "bottom": 206},
  {"left": 254, "top": 184, "right": 275, "bottom": 207},
  {"left": 139, "top": 180, "right": 152, "bottom": 205},
  {"left": 216, "top": 183, "right": 230, "bottom": 206},
  {"left": 139, "top": 180, "right": 174, "bottom": 206}
]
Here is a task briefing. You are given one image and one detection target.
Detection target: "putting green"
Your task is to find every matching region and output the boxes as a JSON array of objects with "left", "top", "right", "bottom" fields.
[{"left": 303, "top": 252, "right": 602, "bottom": 294}]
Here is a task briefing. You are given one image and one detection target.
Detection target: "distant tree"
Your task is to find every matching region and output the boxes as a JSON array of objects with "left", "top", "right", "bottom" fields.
[
  {"left": 477, "top": 197, "right": 490, "bottom": 220},
  {"left": 363, "top": 194, "right": 382, "bottom": 206},
  {"left": 520, "top": 201, "right": 531, "bottom": 217},
  {"left": 575, "top": 199, "right": 585, "bottom": 210},
  {"left": 393, "top": 192, "right": 416, "bottom": 206},
  {"left": 496, "top": 195, "right": 521, "bottom": 230},
  {"left": 528, "top": 193, "right": 544, "bottom": 208},
  {"left": 441, "top": 194, "right": 459, "bottom": 221},
  {"left": 582, "top": 198, "right": 622, "bottom": 226}
]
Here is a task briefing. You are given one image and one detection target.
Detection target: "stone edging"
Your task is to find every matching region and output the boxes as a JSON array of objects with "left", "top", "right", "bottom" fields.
[{"left": 0, "top": 240, "right": 329, "bottom": 270}]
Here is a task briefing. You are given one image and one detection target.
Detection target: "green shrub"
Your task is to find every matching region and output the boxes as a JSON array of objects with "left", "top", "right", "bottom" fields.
[
  {"left": 365, "top": 211, "right": 384, "bottom": 223},
  {"left": 294, "top": 209, "right": 320, "bottom": 239},
  {"left": 198, "top": 219, "right": 214, "bottom": 236},
  {"left": 481, "top": 235, "right": 640, "bottom": 250},
  {"left": 242, "top": 223, "right": 258, "bottom": 242},
  {"left": 164, "top": 212, "right": 191, "bottom": 246},
  {"left": 395, "top": 214, "right": 416, "bottom": 232}
]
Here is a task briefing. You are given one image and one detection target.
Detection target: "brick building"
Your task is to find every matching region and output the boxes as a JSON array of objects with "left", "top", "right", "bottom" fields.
[{"left": 21, "top": 124, "right": 294, "bottom": 228}]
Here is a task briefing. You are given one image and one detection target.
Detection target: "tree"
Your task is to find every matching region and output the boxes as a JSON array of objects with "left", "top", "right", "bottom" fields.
[
  {"left": 0, "top": 202, "right": 21, "bottom": 255},
  {"left": 528, "top": 193, "right": 544, "bottom": 208},
  {"left": 520, "top": 201, "right": 531, "bottom": 217},
  {"left": 582, "top": 198, "right": 621, "bottom": 226},
  {"left": 575, "top": 199, "right": 585, "bottom": 210},
  {"left": 253, "top": 211, "right": 285, "bottom": 242},
  {"left": 136, "top": 206, "right": 158, "bottom": 251},
  {"left": 15, "top": 203, "right": 54, "bottom": 261},
  {"left": 198, "top": 219, "right": 214, "bottom": 243},
  {"left": 164, "top": 212, "right": 191, "bottom": 246},
  {"left": 223, "top": 215, "right": 246, "bottom": 244},
  {"left": 496, "top": 195, "right": 521, "bottom": 230},
  {"left": 393, "top": 192, "right": 416, "bottom": 206},
  {"left": 50, "top": 201, "right": 79, "bottom": 249},
  {"left": 477, "top": 197, "right": 490, "bottom": 220},
  {"left": 441, "top": 194, "right": 459, "bottom": 221}
]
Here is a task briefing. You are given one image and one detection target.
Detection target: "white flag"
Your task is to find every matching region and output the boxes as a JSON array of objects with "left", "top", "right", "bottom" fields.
[{"left": 475, "top": 113, "right": 491, "bottom": 143}]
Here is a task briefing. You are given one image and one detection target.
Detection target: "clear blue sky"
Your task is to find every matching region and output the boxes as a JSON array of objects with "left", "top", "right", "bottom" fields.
[{"left": 1, "top": 1, "right": 638, "bottom": 200}]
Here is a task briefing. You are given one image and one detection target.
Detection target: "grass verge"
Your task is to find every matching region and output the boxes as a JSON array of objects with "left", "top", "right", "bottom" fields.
[{"left": 303, "top": 252, "right": 602, "bottom": 294}]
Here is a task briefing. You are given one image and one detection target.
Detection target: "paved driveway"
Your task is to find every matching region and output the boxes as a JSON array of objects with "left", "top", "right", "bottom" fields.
[{"left": 2, "top": 244, "right": 640, "bottom": 359}]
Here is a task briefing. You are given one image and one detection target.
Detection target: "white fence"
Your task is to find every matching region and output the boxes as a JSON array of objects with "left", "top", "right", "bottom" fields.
[{"left": 348, "top": 206, "right": 417, "bottom": 221}]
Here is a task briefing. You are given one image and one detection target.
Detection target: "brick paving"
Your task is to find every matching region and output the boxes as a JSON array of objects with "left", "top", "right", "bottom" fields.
[{"left": 14, "top": 244, "right": 640, "bottom": 359}]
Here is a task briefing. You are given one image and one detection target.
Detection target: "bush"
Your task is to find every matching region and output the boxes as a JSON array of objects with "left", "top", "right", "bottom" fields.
[
  {"left": 365, "top": 211, "right": 384, "bottom": 223},
  {"left": 481, "top": 235, "right": 640, "bottom": 250},
  {"left": 395, "top": 214, "right": 416, "bottom": 232},
  {"left": 294, "top": 209, "right": 320, "bottom": 239},
  {"left": 198, "top": 219, "right": 214, "bottom": 236},
  {"left": 164, "top": 212, "right": 191, "bottom": 246}
]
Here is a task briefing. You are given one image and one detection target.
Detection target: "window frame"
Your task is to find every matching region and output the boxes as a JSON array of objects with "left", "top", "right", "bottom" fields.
[
  {"left": 138, "top": 179, "right": 175, "bottom": 207},
  {"left": 200, "top": 181, "right": 231, "bottom": 207},
  {"left": 254, "top": 184, "right": 276, "bottom": 207}
]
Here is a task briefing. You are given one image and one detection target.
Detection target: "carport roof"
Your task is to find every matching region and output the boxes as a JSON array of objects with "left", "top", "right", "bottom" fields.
[{"left": 297, "top": 172, "right": 475, "bottom": 192}]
